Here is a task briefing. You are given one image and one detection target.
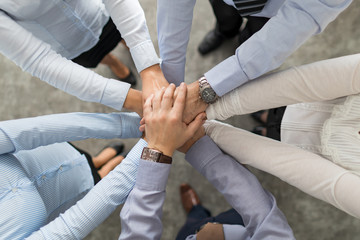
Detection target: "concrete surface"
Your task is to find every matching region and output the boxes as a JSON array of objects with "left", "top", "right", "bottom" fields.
[{"left": 0, "top": 0, "right": 360, "bottom": 239}]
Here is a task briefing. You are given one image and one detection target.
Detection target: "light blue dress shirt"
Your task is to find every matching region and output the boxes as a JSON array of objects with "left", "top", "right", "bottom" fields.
[
  {"left": 157, "top": 0, "right": 352, "bottom": 95},
  {"left": 0, "top": 112, "right": 145, "bottom": 239},
  {"left": 119, "top": 136, "right": 294, "bottom": 239}
]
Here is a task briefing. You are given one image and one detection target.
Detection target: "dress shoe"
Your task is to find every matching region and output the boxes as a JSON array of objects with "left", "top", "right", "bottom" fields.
[
  {"left": 98, "top": 142, "right": 125, "bottom": 157},
  {"left": 198, "top": 29, "right": 225, "bottom": 55},
  {"left": 119, "top": 71, "right": 137, "bottom": 86},
  {"left": 180, "top": 183, "right": 201, "bottom": 213}
]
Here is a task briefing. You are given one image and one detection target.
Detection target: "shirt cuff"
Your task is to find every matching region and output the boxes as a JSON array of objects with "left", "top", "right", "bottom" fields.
[
  {"left": 185, "top": 135, "right": 222, "bottom": 171},
  {"left": 101, "top": 79, "right": 131, "bottom": 111},
  {"left": 205, "top": 105, "right": 217, "bottom": 120},
  {"left": 119, "top": 112, "right": 142, "bottom": 139},
  {"left": 136, "top": 159, "right": 171, "bottom": 191},
  {"left": 205, "top": 55, "right": 249, "bottom": 96},
  {"left": 160, "top": 60, "right": 185, "bottom": 86},
  {"left": 223, "top": 224, "right": 248, "bottom": 240},
  {"left": 130, "top": 40, "right": 160, "bottom": 73}
]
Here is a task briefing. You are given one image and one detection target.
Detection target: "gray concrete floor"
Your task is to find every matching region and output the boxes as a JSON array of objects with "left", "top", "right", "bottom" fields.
[{"left": 1, "top": 1, "right": 360, "bottom": 239}]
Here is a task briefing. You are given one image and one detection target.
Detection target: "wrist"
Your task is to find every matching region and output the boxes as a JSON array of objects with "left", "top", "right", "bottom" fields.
[
  {"left": 141, "top": 147, "right": 173, "bottom": 164},
  {"left": 198, "top": 76, "right": 218, "bottom": 104},
  {"left": 124, "top": 89, "right": 142, "bottom": 116},
  {"left": 147, "top": 143, "right": 174, "bottom": 157},
  {"left": 140, "top": 64, "right": 164, "bottom": 81}
]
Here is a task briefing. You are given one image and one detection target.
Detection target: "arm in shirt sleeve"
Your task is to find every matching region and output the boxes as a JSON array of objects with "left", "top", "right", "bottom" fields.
[
  {"left": 0, "top": 11, "right": 130, "bottom": 111},
  {"left": 205, "top": 0, "right": 352, "bottom": 96},
  {"left": 103, "top": 0, "right": 160, "bottom": 72},
  {"left": 26, "top": 139, "right": 147, "bottom": 240},
  {"left": 119, "top": 158, "right": 171, "bottom": 240},
  {"left": 157, "top": 0, "right": 196, "bottom": 85},
  {"left": 0, "top": 112, "right": 141, "bottom": 154},
  {"left": 206, "top": 53, "right": 360, "bottom": 120},
  {"left": 204, "top": 120, "right": 360, "bottom": 219},
  {"left": 186, "top": 136, "right": 295, "bottom": 239}
]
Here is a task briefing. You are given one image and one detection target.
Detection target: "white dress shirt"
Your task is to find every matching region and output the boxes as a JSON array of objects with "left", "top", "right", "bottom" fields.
[
  {"left": 205, "top": 54, "right": 360, "bottom": 218},
  {"left": 0, "top": 0, "right": 159, "bottom": 110}
]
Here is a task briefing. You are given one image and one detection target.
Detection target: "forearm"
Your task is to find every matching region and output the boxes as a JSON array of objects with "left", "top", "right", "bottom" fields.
[
  {"left": 157, "top": 0, "right": 196, "bottom": 85},
  {"left": 26, "top": 139, "right": 147, "bottom": 240},
  {"left": 204, "top": 120, "right": 360, "bottom": 218},
  {"left": 185, "top": 136, "right": 294, "bottom": 238},
  {"left": 0, "top": 12, "right": 130, "bottom": 111},
  {"left": 119, "top": 159, "right": 171, "bottom": 240},
  {"left": 0, "top": 112, "right": 141, "bottom": 154},
  {"left": 205, "top": 0, "right": 352, "bottom": 96},
  {"left": 207, "top": 54, "right": 360, "bottom": 120},
  {"left": 103, "top": 0, "right": 159, "bottom": 72},
  {"left": 123, "top": 88, "right": 143, "bottom": 116}
]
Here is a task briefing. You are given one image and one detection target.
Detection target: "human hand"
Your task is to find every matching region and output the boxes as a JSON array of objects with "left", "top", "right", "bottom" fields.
[
  {"left": 142, "top": 83, "right": 206, "bottom": 156},
  {"left": 177, "top": 81, "right": 208, "bottom": 124},
  {"left": 177, "top": 126, "right": 205, "bottom": 154},
  {"left": 140, "top": 64, "right": 169, "bottom": 105}
]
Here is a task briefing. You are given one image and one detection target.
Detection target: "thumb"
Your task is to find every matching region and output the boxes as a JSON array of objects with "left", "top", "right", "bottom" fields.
[{"left": 185, "top": 112, "right": 207, "bottom": 138}]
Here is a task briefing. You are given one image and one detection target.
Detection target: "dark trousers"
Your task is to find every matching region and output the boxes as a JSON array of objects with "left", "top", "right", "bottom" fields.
[
  {"left": 210, "top": 0, "right": 269, "bottom": 42},
  {"left": 176, "top": 206, "right": 244, "bottom": 240},
  {"left": 72, "top": 18, "right": 122, "bottom": 68},
  {"left": 266, "top": 107, "right": 286, "bottom": 141}
]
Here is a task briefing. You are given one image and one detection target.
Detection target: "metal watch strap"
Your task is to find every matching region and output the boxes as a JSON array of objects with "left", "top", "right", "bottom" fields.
[
  {"left": 141, "top": 147, "right": 172, "bottom": 164},
  {"left": 198, "top": 76, "right": 218, "bottom": 104}
]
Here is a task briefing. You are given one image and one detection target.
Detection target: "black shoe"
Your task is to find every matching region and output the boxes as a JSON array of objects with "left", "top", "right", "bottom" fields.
[
  {"left": 119, "top": 71, "right": 137, "bottom": 86},
  {"left": 98, "top": 142, "right": 125, "bottom": 157},
  {"left": 198, "top": 29, "right": 225, "bottom": 55}
]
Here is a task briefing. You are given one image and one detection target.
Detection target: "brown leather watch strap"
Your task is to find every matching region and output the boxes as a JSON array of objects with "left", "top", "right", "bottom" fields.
[{"left": 141, "top": 147, "right": 172, "bottom": 164}]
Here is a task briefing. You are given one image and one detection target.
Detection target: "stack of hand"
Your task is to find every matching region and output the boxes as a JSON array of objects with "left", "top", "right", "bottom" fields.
[{"left": 127, "top": 64, "right": 208, "bottom": 128}]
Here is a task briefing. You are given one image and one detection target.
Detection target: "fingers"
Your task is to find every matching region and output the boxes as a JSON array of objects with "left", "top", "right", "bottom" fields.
[
  {"left": 152, "top": 87, "right": 166, "bottom": 111},
  {"left": 185, "top": 112, "right": 207, "bottom": 139},
  {"left": 173, "top": 82, "right": 187, "bottom": 117},
  {"left": 143, "top": 94, "right": 154, "bottom": 118},
  {"left": 162, "top": 83, "right": 176, "bottom": 109},
  {"left": 140, "top": 117, "right": 145, "bottom": 125},
  {"left": 139, "top": 124, "right": 145, "bottom": 132}
]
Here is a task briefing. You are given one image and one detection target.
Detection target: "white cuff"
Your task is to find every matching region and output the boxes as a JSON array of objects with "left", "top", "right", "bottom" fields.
[{"left": 130, "top": 40, "right": 160, "bottom": 73}]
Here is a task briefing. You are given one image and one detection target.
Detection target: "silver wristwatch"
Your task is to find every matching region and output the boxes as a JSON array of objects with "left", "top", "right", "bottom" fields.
[{"left": 198, "top": 76, "right": 218, "bottom": 104}]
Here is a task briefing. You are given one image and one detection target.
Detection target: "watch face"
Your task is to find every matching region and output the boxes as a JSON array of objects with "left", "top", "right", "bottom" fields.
[
  {"left": 142, "top": 148, "right": 161, "bottom": 162},
  {"left": 201, "top": 88, "right": 217, "bottom": 103}
]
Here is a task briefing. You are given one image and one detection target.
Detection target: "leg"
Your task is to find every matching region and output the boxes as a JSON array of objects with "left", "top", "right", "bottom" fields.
[
  {"left": 238, "top": 16, "right": 269, "bottom": 45},
  {"left": 198, "top": 0, "right": 242, "bottom": 55},
  {"left": 92, "top": 142, "right": 125, "bottom": 168},
  {"left": 211, "top": 0, "right": 242, "bottom": 38},
  {"left": 176, "top": 205, "right": 213, "bottom": 240},
  {"left": 213, "top": 208, "right": 244, "bottom": 226},
  {"left": 97, "top": 155, "right": 125, "bottom": 178},
  {"left": 176, "top": 184, "right": 213, "bottom": 240},
  {"left": 266, "top": 106, "right": 286, "bottom": 141},
  {"left": 100, "top": 53, "right": 130, "bottom": 79}
]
